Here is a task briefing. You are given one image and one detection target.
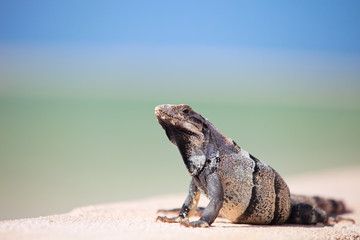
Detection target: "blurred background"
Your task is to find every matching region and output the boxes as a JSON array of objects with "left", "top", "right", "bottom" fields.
[{"left": 0, "top": 0, "right": 359, "bottom": 220}]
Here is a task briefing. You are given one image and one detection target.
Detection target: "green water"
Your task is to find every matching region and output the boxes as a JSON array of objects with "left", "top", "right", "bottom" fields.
[{"left": 0, "top": 95, "right": 359, "bottom": 220}]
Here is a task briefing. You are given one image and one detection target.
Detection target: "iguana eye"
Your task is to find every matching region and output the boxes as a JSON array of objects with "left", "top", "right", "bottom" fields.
[{"left": 182, "top": 108, "right": 190, "bottom": 114}]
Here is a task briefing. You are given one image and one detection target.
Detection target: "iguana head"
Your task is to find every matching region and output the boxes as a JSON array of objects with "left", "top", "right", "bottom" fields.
[{"left": 155, "top": 104, "right": 210, "bottom": 175}]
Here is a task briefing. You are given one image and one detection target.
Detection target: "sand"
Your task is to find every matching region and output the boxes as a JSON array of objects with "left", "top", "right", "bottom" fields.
[{"left": 1, "top": 167, "right": 360, "bottom": 240}]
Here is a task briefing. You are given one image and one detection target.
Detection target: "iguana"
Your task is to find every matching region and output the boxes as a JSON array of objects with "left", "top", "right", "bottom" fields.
[{"left": 155, "top": 104, "right": 351, "bottom": 228}]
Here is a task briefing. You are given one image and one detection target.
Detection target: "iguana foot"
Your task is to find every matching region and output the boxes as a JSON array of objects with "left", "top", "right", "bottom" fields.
[
  {"left": 156, "top": 215, "right": 182, "bottom": 223},
  {"left": 157, "top": 207, "right": 205, "bottom": 217},
  {"left": 179, "top": 219, "right": 210, "bottom": 228}
]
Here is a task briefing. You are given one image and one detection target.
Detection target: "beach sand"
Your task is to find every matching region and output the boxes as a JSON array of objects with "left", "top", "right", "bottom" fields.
[{"left": 1, "top": 167, "right": 359, "bottom": 240}]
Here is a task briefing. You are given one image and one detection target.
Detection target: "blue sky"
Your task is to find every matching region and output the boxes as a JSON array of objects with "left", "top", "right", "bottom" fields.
[
  {"left": 1, "top": 1, "right": 360, "bottom": 98},
  {"left": 1, "top": 0, "right": 359, "bottom": 54}
]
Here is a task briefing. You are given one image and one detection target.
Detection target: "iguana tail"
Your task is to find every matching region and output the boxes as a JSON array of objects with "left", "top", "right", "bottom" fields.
[
  {"left": 287, "top": 194, "right": 348, "bottom": 225},
  {"left": 290, "top": 194, "right": 346, "bottom": 215}
]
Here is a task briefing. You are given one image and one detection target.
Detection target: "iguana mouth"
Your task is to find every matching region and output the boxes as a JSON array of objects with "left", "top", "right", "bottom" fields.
[
  {"left": 155, "top": 104, "right": 197, "bottom": 136},
  {"left": 155, "top": 104, "right": 182, "bottom": 122}
]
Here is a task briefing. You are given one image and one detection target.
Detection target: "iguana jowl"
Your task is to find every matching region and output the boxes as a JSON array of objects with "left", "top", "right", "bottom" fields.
[{"left": 155, "top": 104, "right": 348, "bottom": 228}]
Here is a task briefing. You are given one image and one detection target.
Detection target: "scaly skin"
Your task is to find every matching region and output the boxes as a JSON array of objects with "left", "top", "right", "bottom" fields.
[{"left": 155, "top": 104, "right": 349, "bottom": 227}]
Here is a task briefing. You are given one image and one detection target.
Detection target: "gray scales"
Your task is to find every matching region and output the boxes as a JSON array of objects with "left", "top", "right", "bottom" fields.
[{"left": 155, "top": 104, "right": 351, "bottom": 228}]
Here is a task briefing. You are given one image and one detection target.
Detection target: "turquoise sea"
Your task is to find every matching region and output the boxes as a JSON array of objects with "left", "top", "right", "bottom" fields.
[{"left": 1, "top": 92, "right": 359, "bottom": 220}]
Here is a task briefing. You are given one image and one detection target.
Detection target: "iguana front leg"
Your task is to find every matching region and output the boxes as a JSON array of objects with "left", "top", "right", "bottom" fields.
[
  {"left": 179, "top": 172, "right": 224, "bottom": 228},
  {"left": 156, "top": 179, "right": 200, "bottom": 223}
]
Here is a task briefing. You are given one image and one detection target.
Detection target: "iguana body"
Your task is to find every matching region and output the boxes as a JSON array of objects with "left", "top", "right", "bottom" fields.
[{"left": 155, "top": 104, "right": 347, "bottom": 227}]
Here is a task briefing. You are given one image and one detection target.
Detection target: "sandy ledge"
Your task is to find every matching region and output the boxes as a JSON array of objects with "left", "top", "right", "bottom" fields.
[{"left": 1, "top": 167, "right": 360, "bottom": 240}]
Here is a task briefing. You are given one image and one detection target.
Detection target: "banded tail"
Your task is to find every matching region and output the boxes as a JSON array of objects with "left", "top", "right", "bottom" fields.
[
  {"left": 287, "top": 194, "right": 347, "bottom": 224},
  {"left": 291, "top": 194, "right": 346, "bottom": 215}
]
